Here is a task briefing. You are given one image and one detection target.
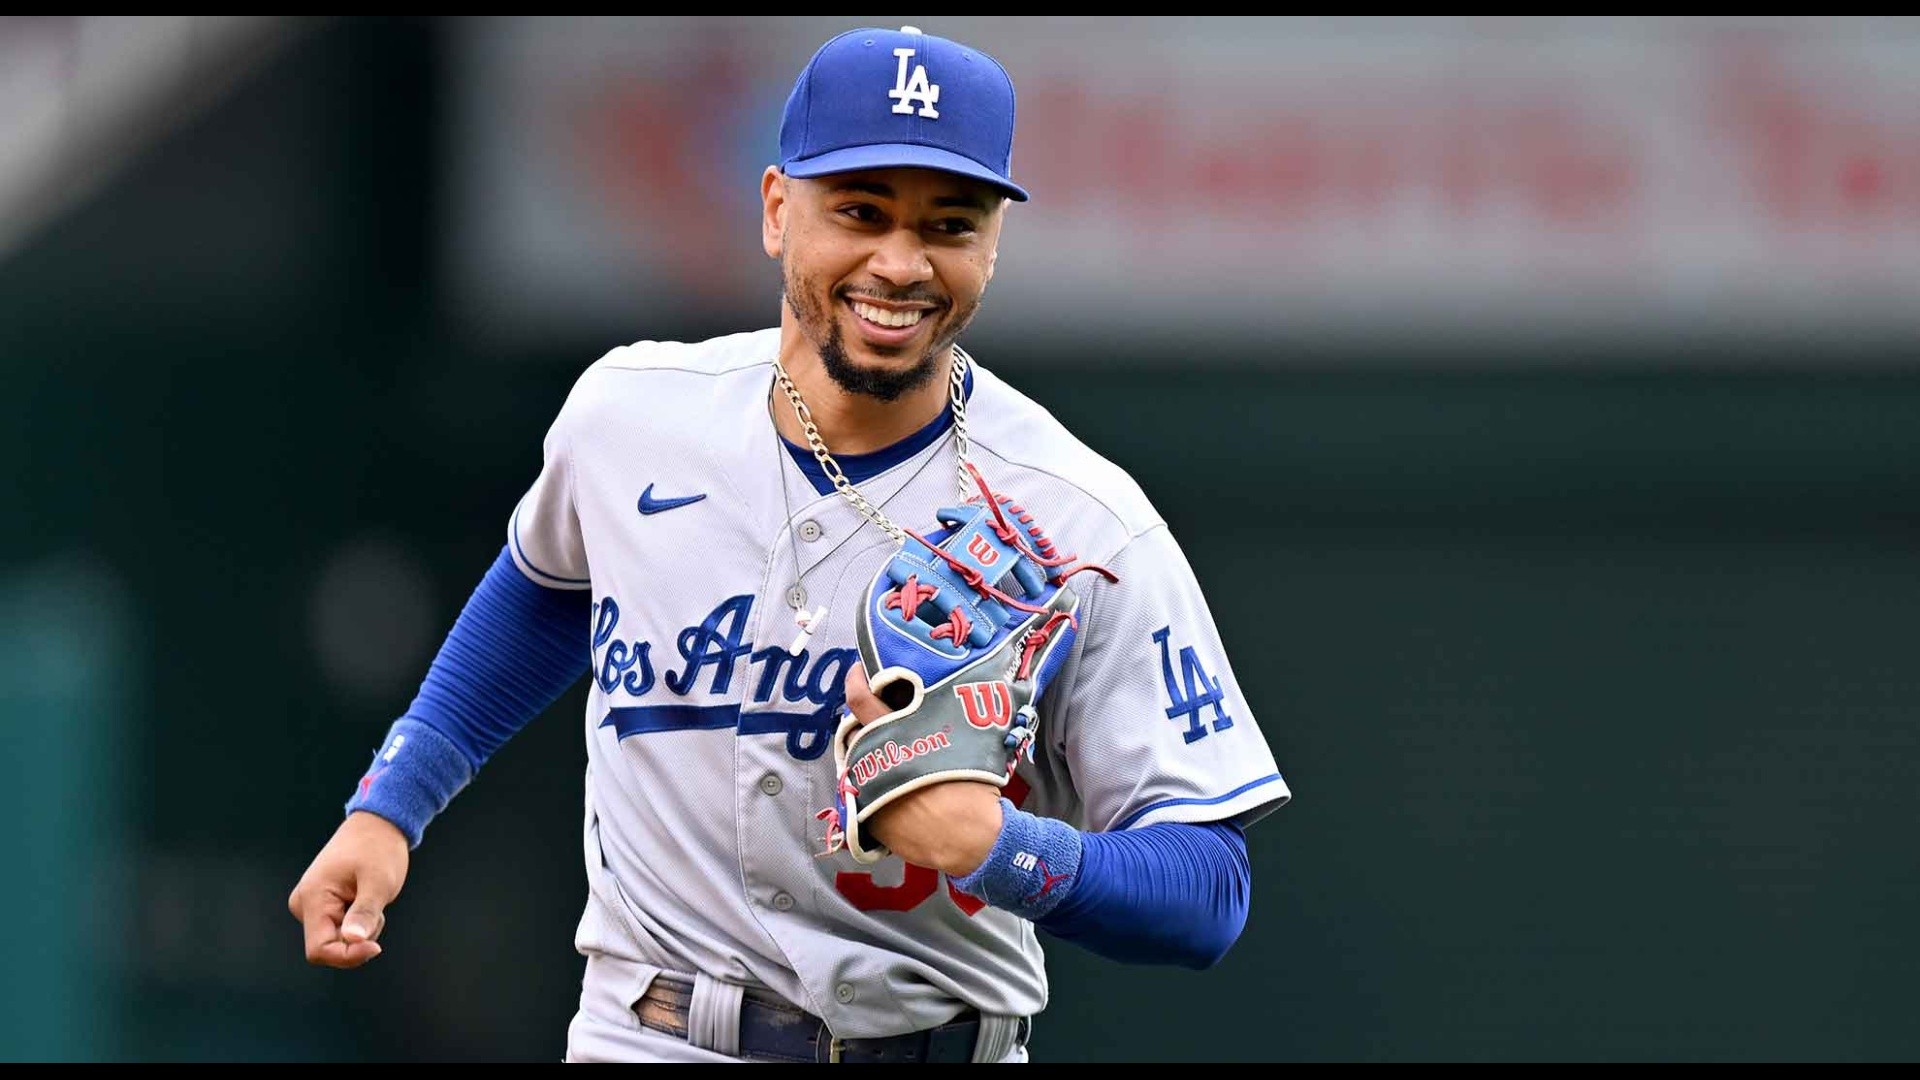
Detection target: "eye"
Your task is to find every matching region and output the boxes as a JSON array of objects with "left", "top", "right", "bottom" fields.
[
  {"left": 931, "top": 217, "right": 978, "bottom": 237},
  {"left": 837, "top": 203, "right": 884, "bottom": 225}
]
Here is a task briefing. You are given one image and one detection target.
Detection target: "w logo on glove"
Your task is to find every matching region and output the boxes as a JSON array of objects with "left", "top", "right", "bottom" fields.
[
  {"left": 965, "top": 534, "right": 999, "bottom": 566},
  {"left": 954, "top": 681, "right": 1013, "bottom": 730}
]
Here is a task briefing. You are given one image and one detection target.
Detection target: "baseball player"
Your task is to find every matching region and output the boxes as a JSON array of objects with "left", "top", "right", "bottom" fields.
[{"left": 288, "top": 25, "right": 1289, "bottom": 1063}]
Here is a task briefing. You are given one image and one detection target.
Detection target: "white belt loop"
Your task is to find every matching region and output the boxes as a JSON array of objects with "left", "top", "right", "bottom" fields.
[
  {"left": 687, "top": 972, "right": 745, "bottom": 1058},
  {"left": 970, "top": 1013, "right": 1023, "bottom": 1063}
]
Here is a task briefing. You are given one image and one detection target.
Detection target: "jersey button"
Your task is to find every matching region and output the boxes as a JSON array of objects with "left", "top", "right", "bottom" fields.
[
  {"left": 798, "top": 520, "right": 823, "bottom": 542},
  {"left": 835, "top": 983, "right": 856, "bottom": 1004},
  {"left": 786, "top": 585, "right": 807, "bottom": 610},
  {"left": 758, "top": 773, "right": 783, "bottom": 796},
  {"left": 772, "top": 892, "right": 794, "bottom": 912}
]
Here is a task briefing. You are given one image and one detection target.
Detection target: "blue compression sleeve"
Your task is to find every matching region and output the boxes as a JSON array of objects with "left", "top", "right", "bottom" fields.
[
  {"left": 952, "top": 801, "right": 1252, "bottom": 969},
  {"left": 344, "top": 545, "right": 591, "bottom": 846},
  {"left": 1041, "top": 817, "right": 1251, "bottom": 969}
]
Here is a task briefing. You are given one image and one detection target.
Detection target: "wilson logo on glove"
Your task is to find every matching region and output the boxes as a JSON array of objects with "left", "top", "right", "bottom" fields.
[
  {"left": 965, "top": 535, "right": 999, "bottom": 565},
  {"left": 848, "top": 732, "right": 955, "bottom": 786},
  {"left": 954, "top": 681, "right": 1013, "bottom": 730},
  {"left": 820, "top": 462, "right": 1119, "bottom": 865}
]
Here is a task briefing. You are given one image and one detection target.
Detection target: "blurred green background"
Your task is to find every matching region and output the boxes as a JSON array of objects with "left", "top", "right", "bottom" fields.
[{"left": 4, "top": 17, "right": 1919, "bottom": 1063}]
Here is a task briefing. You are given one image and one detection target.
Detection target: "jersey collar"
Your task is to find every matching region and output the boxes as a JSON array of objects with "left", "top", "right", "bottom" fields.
[{"left": 779, "top": 362, "right": 977, "bottom": 496}]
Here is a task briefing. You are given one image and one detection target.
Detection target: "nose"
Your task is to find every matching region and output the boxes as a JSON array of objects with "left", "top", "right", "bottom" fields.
[{"left": 867, "top": 225, "right": 934, "bottom": 288}]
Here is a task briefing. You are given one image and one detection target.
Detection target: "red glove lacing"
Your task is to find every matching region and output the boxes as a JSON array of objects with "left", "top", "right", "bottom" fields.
[{"left": 894, "top": 462, "right": 1118, "bottom": 642}]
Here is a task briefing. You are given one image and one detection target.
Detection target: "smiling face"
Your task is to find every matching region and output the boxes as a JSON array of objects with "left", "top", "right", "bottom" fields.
[{"left": 763, "top": 166, "right": 1006, "bottom": 402}]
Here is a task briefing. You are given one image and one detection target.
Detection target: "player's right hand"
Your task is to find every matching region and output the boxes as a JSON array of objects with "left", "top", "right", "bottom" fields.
[{"left": 288, "top": 810, "right": 410, "bottom": 969}]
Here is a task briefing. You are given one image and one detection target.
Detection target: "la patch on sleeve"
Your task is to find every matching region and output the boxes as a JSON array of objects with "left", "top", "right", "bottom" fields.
[{"left": 1152, "top": 625, "right": 1233, "bottom": 745}]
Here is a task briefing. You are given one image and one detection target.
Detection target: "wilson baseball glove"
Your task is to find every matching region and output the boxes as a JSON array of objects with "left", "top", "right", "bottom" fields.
[{"left": 819, "top": 463, "right": 1116, "bottom": 864}]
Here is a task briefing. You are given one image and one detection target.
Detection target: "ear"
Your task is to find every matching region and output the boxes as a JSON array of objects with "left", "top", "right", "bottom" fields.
[
  {"left": 986, "top": 244, "right": 999, "bottom": 284},
  {"left": 762, "top": 167, "right": 787, "bottom": 260}
]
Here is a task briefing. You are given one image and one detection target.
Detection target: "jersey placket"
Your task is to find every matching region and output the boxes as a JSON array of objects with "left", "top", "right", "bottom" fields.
[{"left": 732, "top": 443, "right": 952, "bottom": 1031}]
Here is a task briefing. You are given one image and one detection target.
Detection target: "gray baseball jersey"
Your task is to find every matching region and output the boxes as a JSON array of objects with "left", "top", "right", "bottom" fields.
[{"left": 509, "top": 327, "right": 1289, "bottom": 1040}]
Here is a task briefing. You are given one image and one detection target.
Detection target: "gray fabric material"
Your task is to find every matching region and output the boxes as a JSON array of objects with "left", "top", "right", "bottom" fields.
[
  {"left": 971, "top": 1012, "right": 1025, "bottom": 1063},
  {"left": 688, "top": 971, "right": 744, "bottom": 1057}
]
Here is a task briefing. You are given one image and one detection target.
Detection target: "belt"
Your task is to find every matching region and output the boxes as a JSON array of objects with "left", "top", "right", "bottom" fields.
[{"left": 633, "top": 976, "right": 1029, "bottom": 1063}]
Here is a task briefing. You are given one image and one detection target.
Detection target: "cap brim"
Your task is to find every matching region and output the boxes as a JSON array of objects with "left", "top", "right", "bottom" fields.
[{"left": 783, "top": 143, "right": 1029, "bottom": 202}]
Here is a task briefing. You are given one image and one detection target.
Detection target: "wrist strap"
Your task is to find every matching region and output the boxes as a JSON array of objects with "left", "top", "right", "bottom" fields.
[
  {"left": 342, "top": 718, "right": 474, "bottom": 848},
  {"left": 949, "top": 798, "right": 1083, "bottom": 920}
]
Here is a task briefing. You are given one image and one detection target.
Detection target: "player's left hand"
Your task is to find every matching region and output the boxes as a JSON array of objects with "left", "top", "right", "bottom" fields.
[{"left": 842, "top": 664, "right": 1004, "bottom": 877}]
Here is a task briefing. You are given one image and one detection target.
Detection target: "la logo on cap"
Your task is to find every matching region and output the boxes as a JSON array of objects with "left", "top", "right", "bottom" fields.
[
  {"left": 777, "top": 25, "right": 1029, "bottom": 201},
  {"left": 889, "top": 26, "right": 940, "bottom": 119}
]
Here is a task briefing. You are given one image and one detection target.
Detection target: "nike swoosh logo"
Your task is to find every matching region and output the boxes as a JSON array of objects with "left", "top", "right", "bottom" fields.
[{"left": 637, "top": 484, "right": 707, "bottom": 515}]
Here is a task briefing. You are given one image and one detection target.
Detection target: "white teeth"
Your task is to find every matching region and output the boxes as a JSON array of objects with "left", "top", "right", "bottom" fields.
[{"left": 851, "top": 301, "right": 925, "bottom": 329}]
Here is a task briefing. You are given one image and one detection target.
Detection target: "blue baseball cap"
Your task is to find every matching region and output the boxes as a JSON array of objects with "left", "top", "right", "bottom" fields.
[{"left": 779, "top": 26, "right": 1029, "bottom": 202}]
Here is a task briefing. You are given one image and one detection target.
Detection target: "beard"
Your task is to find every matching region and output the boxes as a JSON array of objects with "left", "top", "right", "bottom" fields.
[
  {"left": 782, "top": 260, "right": 983, "bottom": 404},
  {"left": 818, "top": 316, "right": 938, "bottom": 403}
]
